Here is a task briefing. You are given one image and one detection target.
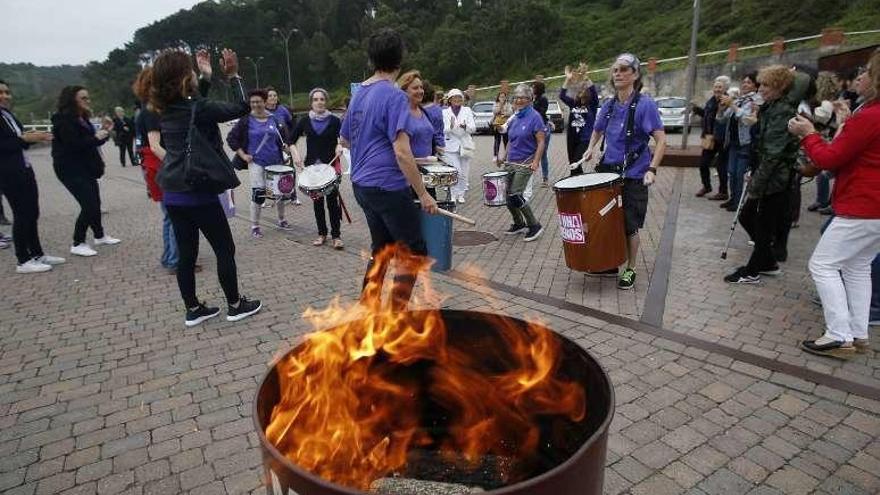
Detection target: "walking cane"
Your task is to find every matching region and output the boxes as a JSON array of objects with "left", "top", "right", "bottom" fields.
[{"left": 721, "top": 181, "right": 750, "bottom": 260}]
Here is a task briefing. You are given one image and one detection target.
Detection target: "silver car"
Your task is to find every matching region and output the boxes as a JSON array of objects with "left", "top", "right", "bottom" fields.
[
  {"left": 655, "top": 97, "right": 701, "bottom": 133},
  {"left": 471, "top": 101, "right": 495, "bottom": 135}
]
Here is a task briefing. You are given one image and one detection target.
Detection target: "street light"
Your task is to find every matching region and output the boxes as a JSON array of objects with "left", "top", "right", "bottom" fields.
[
  {"left": 273, "top": 27, "right": 299, "bottom": 108},
  {"left": 244, "top": 56, "right": 264, "bottom": 88},
  {"left": 682, "top": 0, "right": 701, "bottom": 150}
]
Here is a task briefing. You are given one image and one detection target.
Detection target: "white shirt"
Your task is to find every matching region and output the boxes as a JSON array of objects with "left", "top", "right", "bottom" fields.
[{"left": 442, "top": 106, "right": 476, "bottom": 153}]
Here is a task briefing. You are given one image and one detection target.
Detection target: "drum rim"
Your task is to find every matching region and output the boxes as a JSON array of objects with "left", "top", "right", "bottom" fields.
[
  {"left": 483, "top": 171, "right": 510, "bottom": 177},
  {"left": 422, "top": 164, "right": 457, "bottom": 173},
  {"left": 265, "top": 165, "right": 294, "bottom": 172},
  {"left": 552, "top": 173, "right": 622, "bottom": 191}
]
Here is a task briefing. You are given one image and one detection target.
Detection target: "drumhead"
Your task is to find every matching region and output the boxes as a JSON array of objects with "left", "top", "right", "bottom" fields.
[
  {"left": 265, "top": 165, "right": 294, "bottom": 173},
  {"left": 483, "top": 171, "right": 509, "bottom": 178},
  {"left": 554, "top": 172, "right": 620, "bottom": 190},
  {"left": 299, "top": 163, "right": 337, "bottom": 188},
  {"left": 422, "top": 165, "right": 456, "bottom": 174}
]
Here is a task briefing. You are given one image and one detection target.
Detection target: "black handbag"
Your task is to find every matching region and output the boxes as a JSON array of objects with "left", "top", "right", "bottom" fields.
[{"left": 183, "top": 101, "right": 241, "bottom": 193}]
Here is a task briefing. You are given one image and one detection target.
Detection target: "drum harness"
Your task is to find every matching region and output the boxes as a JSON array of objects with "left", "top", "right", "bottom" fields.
[{"left": 596, "top": 92, "right": 646, "bottom": 179}]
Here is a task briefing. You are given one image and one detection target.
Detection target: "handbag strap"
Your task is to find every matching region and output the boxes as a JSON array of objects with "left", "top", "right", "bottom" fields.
[{"left": 185, "top": 99, "right": 200, "bottom": 155}]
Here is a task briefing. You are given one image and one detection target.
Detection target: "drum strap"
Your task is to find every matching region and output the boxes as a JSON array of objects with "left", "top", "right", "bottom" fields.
[{"left": 599, "top": 92, "right": 645, "bottom": 174}]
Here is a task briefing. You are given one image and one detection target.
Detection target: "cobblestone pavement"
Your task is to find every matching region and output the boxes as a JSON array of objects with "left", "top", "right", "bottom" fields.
[{"left": 0, "top": 137, "right": 878, "bottom": 495}]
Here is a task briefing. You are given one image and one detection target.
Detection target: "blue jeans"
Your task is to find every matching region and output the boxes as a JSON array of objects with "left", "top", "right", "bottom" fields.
[
  {"left": 815, "top": 171, "right": 831, "bottom": 207},
  {"left": 872, "top": 254, "right": 880, "bottom": 322},
  {"left": 160, "top": 203, "right": 179, "bottom": 269},
  {"left": 540, "top": 130, "right": 551, "bottom": 181},
  {"left": 727, "top": 144, "right": 750, "bottom": 204}
]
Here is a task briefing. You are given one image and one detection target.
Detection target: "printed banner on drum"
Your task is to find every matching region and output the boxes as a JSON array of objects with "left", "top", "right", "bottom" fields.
[{"left": 558, "top": 212, "right": 586, "bottom": 244}]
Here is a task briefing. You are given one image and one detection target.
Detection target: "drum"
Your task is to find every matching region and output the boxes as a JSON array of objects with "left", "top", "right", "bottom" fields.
[
  {"left": 552, "top": 173, "right": 626, "bottom": 272},
  {"left": 482, "top": 171, "right": 509, "bottom": 207},
  {"left": 297, "top": 163, "right": 340, "bottom": 199},
  {"left": 265, "top": 165, "right": 296, "bottom": 200},
  {"left": 421, "top": 165, "right": 459, "bottom": 188}
]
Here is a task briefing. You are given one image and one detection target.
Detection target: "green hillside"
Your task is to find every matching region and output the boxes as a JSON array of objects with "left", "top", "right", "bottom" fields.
[
  {"left": 6, "top": 0, "right": 880, "bottom": 118},
  {"left": 0, "top": 64, "right": 84, "bottom": 123}
]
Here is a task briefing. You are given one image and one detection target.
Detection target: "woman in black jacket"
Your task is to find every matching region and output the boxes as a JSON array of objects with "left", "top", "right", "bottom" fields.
[
  {"left": 0, "top": 79, "right": 66, "bottom": 273},
  {"left": 151, "top": 48, "right": 261, "bottom": 327},
  {"left": 52, "top": 85, "right": 121, "bottom": 257}
]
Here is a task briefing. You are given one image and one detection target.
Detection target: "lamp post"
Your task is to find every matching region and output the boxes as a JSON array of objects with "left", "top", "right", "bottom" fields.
[
  {"left": 244, "top": 56, "right": 264, "bottom": 88},
  {"left": 273, "top": 27, "right": 299, "bottom": 108},
  {"left": 681, "top": 0, "right": 701, "bottom": 150}
]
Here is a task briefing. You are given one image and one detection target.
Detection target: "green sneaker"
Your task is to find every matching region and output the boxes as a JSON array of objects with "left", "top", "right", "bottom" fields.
[{"left": 618, "top": 268, "right": 636, "bottom": 290}]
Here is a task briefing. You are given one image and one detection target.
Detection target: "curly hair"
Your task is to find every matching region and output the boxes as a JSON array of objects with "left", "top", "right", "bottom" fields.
[
  {"left": 57, "top": 85, "right": 88, "bottom": 117},
  {"left": 131, "top": 67, "right": 153, "bottom": 103},
  {"left": 757, "top": 65, "right": 795, "bottom": 93},
  {"left": 814, "top": 71, "right": 837, "bottom": 103},
  {"left": 397, "top": 70, "right": 422, "bottom": 91},
  {"left": 866, "top": 48, "right": 880, "bottom": 103},
  {"left": 149, "top": 50, "right": 195, "bottom": 113}
]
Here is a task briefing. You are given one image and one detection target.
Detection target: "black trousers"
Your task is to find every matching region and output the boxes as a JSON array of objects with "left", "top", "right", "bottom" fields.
[
  {"left": 59, "top": 175, "right": 104, "bottom": 244},
  {"left": 699, "top": 145, "right": 728, "bottom": 192},
  {"left": 492, "top": 129, "right": 509, "bottom": 157},
  {"left": 166, "top": 202, "right": 240, "bottom": 308},
  {"left": 773, "top": 175, "right": 802, "bottom": 261},
  {"left": 567, "top": 136, "right": 590, "bottom": 176},
  {"left": 353, "top": 184, "right": 427, "bottom": 310},
  {"left": 0, "top": 167, "right": 43, "bottom": 264},
  {"left": 739, "top": 190, "right": 788, "bottom": 275},
  {"left": 313, "top": 189, "right": 342, "bottom": 239},
  {"left": 118, "top": 139, "right": 135, "bottom": 166}
]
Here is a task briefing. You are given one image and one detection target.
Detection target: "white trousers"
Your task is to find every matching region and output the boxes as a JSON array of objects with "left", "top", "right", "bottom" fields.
[
  {"left": 445, "top": 151, "right": 470, "bottom": 199},
  {"left": 810, "top": 217, "right": 880, "bottom": 342},
  {"left": 249, "top": 163, "right": 285, "bottom": 226}
]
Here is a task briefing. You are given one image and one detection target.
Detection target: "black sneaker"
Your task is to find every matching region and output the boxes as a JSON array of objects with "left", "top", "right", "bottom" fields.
[
  {"left": 618, "top": 268, "right": 636, "bottom": 290},
  {"left": 504, "top": 224, "right": 528, "bottom": 235},
  {"left": 185, "top": 303, "right": 220, "bottom": 327},
  {"left": 586, "top": 268, "right": 619, "bottom": 278},
  {"left": 801, "top": 338, "right": 855, "bottom": 359},
  {"left": 719, "top": 200, "right": 733, "bottom": 209},
  {"left": 523, "top": 224, "right": 544, "bottom": 242},
  {"left": 227, "top": 296, "right": 262, "bottom": 322},
  {"left": 724, "top": 267, "right": 760, "bottom": 284}
]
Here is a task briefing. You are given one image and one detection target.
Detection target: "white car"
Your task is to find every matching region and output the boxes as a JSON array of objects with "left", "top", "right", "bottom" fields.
[
  {"left": 655, "top": 97, "right": 701, "bottom": 133},
  {"left": 471, "top": 101, "right": 495, "bottom": 135}
]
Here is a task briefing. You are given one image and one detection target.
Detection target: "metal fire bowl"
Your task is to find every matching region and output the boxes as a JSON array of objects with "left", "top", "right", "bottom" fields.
[{"left": 254, "top": 310, "right": 615, "bottom": 495}]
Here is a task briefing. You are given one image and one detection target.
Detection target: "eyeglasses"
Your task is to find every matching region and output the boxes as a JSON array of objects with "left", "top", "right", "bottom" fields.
[{"left": 513, "top": 95, "right": 529, "bottom": 100}]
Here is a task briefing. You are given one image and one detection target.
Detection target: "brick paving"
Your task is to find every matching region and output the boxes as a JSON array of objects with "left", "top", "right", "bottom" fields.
[{"left": 0, "top": 137, "right": 877, "bottom": 495}]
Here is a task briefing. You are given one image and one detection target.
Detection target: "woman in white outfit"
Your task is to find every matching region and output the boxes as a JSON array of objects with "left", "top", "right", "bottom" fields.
[{"left": 442, "top": 88, "right": 476, "bottom": 203}]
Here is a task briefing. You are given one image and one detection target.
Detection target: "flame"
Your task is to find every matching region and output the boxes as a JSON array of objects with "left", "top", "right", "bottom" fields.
[{"left": 265, "top": 244, "right": 586, "bottom": 490}]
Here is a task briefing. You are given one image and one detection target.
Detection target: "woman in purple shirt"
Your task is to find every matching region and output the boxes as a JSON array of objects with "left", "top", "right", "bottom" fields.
[
  {"left": 495, "top": 83, "right": 545, "bottom": 242},
  {"left": 398, "top": 71, "right": 435, "bottom": 158}
]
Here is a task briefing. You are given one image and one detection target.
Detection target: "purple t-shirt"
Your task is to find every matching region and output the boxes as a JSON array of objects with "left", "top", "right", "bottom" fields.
[
  {"left": 247, "top": 116, "right": 283, "bottom": 166},
  {"left": 594, "top": 93, "right": 663, "bottom": 179},
  {"left": 268, "top": 104, "right": 294, "bottom": 130},
  {"left": 423, "top": 104, "right": 446, "bottom": 149},
  {"left": 406, "top": 111, "right": 435, "bottom": 158},
  {"left": 341, "top": 80, "right": 410, "bottom": 191},
  {"left": 506, "top": 106, "right": 546, "bottom": 163},
  {"left": 310, "top": 117, "right": 330, "bottom": 135}
]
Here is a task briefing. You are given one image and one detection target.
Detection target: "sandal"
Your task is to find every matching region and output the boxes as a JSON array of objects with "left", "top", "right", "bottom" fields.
[
  {"left": 312, "top": 236, "right": 326, "bottom": 246},
  {"left": 332, "top": 238, "right": 344, "bottom": 250}
]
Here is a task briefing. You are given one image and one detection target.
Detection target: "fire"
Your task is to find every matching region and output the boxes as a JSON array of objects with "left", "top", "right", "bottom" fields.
[{"left": 265, "top": 244, "right": 586, "bottom": 490}]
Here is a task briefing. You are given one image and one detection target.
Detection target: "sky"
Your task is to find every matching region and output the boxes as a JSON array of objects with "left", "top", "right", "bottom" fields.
[{"left": 0, "top": 0, "right": 205, "bottom": 66}]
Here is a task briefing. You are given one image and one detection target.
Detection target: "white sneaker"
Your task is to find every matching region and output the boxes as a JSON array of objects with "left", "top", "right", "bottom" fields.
[
  {"left": 35, "top": 255, "right": 66, "bottom": 265},
  {"left": 94, "top": 235, "right": 121, "bottom": 245},
  {"left": 70, "top": 243, "right": 98, "bottom": 257},
  {"left": 457, "top": 196, "right": 466, "bottom": 204},
  {"left": 16, "top": 259, "right": 52, "bottom": 274}
]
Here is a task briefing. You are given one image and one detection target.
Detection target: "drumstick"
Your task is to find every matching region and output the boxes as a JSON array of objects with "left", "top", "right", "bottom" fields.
[
  {"left": 338, "top": 195, "right": 353, "bottom": 224},
  {"left": 434, "top": 208, "right": 476, "bottom": 226}
]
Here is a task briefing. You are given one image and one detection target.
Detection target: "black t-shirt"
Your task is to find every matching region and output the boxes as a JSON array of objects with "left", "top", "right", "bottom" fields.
[
  {"left": 290, "top": 115, "right": 341, "bottom": 165},
  {"left": 135, "top": 109, "right": 160, "bottom": 150}
]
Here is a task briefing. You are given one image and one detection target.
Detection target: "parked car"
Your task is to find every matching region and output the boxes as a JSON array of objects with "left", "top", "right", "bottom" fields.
[
  {"left": 471, "top": 101, "right": 495, "bottom": 135},
  {"left": 655, "top": 96, "right": 701, "bottom": 133},
  {"left": 546, "top": 100, "right": 564, "bottom": 133}
]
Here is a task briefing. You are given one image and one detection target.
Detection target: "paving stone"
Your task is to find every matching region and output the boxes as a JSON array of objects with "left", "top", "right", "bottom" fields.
[
  {"left": 765, "top": 466, "right": 819, "bottom": 495},
  {"left": 631, "top": 473, "right": 684, "bottom": 495},
  {"left": 96, "top": 472, "right": 134, "bottom": 495},
  {"left": 180, "top": 465, "right": 215, "bottom": 491},
  {"left": 662, "top": 425, "right": 707, "bottom": 454},
  {"left": 697, "top": 468, "right": 754, "bottom": 495},
  {"left": 727, "top": 457, "right": 769, "bottom": 484},
  {"left": 682, "top": 445, "right": 730, "bottom": 476},
  {"left": 662, "top": 461, "right": 704, "bottom": 489}
]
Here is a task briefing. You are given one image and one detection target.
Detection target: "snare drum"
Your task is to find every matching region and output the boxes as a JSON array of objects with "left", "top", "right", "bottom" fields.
[
  {"left": 482, "top": 171, "right": 509, "bottom": 207},
  {"left": 265, "top": 165, "right": 296, "bottom": 200},
  {"left": 421, "top": 165, "right": 459, "bottom": 188},
  {"left": 553, "top": 173, "right": 626, "bottom": 272},
  {"left": 297, "top": 163, "right": 340, "bottom": 199}
]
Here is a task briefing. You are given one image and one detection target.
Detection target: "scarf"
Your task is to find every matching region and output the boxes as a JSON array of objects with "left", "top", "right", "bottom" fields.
[
  {"left": 451, "top": 105, "right": 461, "bottom": 117},
  {"left": 1, "top": 109, "right": 22, "bottom": 137},
  {"left": 309, "top": 109, "right": 330, "bottom": 121},
  {"left": 515, "top": 104, "right": 532, "bottom": 119}
]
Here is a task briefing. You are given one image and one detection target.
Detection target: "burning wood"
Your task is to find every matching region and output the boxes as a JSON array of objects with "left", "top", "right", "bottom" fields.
[
  {"left": 263, "top": 245, "right": 587, "bottom": 491},
  {"left": 370, "top": 478, "right": 485, "bottom": 495}
]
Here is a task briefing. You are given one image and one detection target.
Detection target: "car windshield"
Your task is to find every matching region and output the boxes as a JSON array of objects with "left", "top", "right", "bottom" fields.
[
  {"left": 473, "top": 102, "right": 494, "bottom": 113},
  {"left": 548, "top": 101, "right": 561, "bottom": 113},
  {"left": 657, "top": 98, "right": 686, "bottom": 109}
]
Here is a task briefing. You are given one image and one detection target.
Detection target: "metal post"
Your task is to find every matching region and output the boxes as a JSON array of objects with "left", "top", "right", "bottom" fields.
[
  {"left": 244, "top": 56, "right": 263, "bottom": 88},
  {"left": 274, "top": 27, "right": 298, "bottom": 108},
  {"left": 681, "top": 0, "right": 701, "bottom": 150}
]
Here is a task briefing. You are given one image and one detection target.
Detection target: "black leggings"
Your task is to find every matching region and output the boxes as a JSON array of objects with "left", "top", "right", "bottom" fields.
[
  {"left": 166, "top": 202, "right": 240, "bottom": 308},
  {"left": 493, "top": 129, "right": 508, "bottom": 157},
  {"left": 313, "top": 189, "right": 342, "bottom": 238},
  {"left": 118, "top": 139, "right": 135, "bottom": 166},
  {"left": 0, "top": 167, "right": 43, "bottom": 264},
  {"left": 60, "top": 176, "right": 104, "bottom": 244}
]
